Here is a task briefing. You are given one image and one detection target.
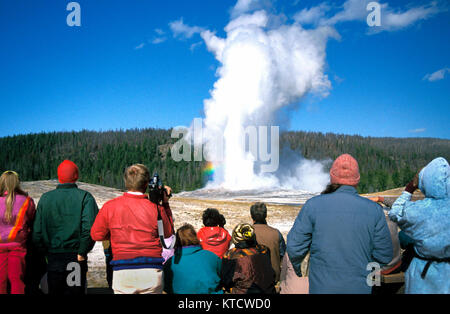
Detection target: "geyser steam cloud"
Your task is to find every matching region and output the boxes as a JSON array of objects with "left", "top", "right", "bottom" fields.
[{"left": 193, "top": 1, "right": 338, "bottom": 192}]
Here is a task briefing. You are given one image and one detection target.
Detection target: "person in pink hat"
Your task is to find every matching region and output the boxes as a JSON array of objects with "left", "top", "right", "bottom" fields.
[{"left": 286, "top": 154, "right": 393, "bottom": 294}]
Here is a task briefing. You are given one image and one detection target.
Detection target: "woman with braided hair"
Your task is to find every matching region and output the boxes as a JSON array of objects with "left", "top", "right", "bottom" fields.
[{"left": 221, "top": 223, "right": 276, "bottom": 294}]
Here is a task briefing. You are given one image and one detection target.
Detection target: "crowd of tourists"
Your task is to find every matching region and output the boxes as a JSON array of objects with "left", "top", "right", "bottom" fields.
[{"left": 0, "top": 154, "right": 448, "bottom": 294}]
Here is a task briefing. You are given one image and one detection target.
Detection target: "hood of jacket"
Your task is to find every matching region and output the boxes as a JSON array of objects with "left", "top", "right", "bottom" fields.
[
  {"left": 419, "top": 157, "right": 450, "bottom": 200},
  {"left": 199, "top": 226, "right": 230, "bottom": 246}
]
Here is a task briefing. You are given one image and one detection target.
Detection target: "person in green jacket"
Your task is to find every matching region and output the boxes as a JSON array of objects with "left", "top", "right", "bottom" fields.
[{"left": 32, "top": 160, "right": 99, "bottom": 295}]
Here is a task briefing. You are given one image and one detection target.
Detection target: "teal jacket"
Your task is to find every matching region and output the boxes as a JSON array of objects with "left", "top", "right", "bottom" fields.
[
  {"left": 32, "top": 183, "right": 99, "bottom": 257},
  {"left": 164, "top": 245, "right": 223, "bottom": 294},
  {"left": 389, "top": 157, "right": 450, "bottom": 294}
]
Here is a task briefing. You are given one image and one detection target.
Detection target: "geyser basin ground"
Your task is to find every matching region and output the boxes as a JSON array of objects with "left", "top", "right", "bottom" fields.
[{"left": 176, "top": 187, "right": 318, "bottom": 206}]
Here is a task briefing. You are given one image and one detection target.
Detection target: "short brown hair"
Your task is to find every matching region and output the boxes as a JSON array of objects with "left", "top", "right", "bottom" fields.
[
  {"left": 123, "top": 164, "right": 150, "bottom": 192},
  {"left": 250, "top": 202, "right": 267, "bottom": 224},
  {"left": 175, "top": 224, "right": 200, "bottom": 248}
]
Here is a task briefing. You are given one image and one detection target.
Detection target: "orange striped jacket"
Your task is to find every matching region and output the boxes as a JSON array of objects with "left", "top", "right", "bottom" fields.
[{"left": 0, "top": 194, "right": 36, "bottom": 248}]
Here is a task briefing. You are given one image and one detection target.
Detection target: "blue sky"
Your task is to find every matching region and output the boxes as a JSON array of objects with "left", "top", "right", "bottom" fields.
[{"left": 0, "top": 0, "right": 449, "bottom": 139}]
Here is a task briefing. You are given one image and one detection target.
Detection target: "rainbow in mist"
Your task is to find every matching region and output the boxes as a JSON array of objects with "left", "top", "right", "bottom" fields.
[{"left": 203, "top": 162, "right": 216, "bottom": 181}]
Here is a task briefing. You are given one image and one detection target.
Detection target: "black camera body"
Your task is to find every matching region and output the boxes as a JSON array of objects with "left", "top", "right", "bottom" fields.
[{"left": 148, "top": 173, "right": 171, "bottom": 204}]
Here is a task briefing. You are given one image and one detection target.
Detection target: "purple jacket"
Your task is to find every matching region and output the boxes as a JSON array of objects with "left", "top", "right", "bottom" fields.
[{"left": 0, "top": 194, "right": 36, "bottom": 248}]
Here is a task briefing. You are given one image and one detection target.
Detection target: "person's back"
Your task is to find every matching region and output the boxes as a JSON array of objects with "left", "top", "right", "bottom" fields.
[
  {"left": 222, "top": 224, "right": 276, "bottom": 294},
  {"left": 279, "top": 253, "right": 309, "bottom": 294},
  {"left": 34, "top": 184, "right": 97, "bottom": 254},
  {"left": 32, "top": 160, "right": 99, "bottom": 295},
  {"left": 0, "top": 194, "right": 35, "bottom": 249},
  {"left": 250, "top": 202, "right": 286, "bottom": 283},
  {"left": 301, "top": 188, "right": 392, "bottom": 293},
  {"left": 198, "top": 226, "right": 231, "bottom": 258},
  {"left": 197, "top": 208, "right": 231, "bottom": 258},
  {"left": 287, "top": 154, "right": 393, "bottom": 294},
  {"left": 389, "top": 157, "right": 450, "bottom": 294},
  {"left": 90, "top": 164, "right": 174, "bottom": 294},
  {"left": 93, "top": 193, "right": 171, "bottom": 260},
  {"left": 164, "top": 224, "right": 222, "bottom": 294},
  {"left": 253, "top": 223, "right": 283, "bottom": 281},
  {"left": 0, "top": 171, "right": 36, "bottom": 294}
]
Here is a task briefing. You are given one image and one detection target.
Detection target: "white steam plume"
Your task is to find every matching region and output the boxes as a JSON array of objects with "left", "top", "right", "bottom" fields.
[{"left": 195, "top": 3, "right": 338, "bottom": 192}]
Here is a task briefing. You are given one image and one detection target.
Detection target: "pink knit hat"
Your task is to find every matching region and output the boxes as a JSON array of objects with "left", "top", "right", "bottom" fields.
[{"left": 330, "top": 154, "right": 360, "bottom": 186}]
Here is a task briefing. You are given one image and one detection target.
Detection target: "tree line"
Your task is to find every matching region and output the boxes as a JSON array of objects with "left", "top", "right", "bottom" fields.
[
  {"left": 1, "top": 128, "right": 449, "bottom": 194},
  {"left": 280, "top": 132, "right": 450, "bottom": 193}
]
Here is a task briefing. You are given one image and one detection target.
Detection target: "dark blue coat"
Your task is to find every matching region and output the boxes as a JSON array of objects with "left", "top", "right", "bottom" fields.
[{"left": 287, "top": 185, "right": 393, "bottom": 294}]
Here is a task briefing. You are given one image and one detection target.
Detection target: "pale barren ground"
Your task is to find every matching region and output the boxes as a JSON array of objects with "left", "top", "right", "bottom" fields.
[{"left": 22, "top": 180, "right": 419, "bottom": 288}]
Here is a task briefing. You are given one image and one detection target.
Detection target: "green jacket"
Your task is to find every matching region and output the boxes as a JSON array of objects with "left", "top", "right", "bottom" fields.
[{"left": 32, "top": 183, "right": 99, "bottom": 257}]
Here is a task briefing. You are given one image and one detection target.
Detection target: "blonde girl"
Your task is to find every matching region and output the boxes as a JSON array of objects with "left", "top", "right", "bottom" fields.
[{"left": 0, "top": 171, "right": 36, "bottom": 294}]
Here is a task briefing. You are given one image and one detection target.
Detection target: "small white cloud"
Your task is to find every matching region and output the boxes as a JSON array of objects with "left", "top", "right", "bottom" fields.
[
  {"left": 151, "top": 37, "right": 167, "bottom": 44},
  {"left": 423, "top": 67, "right": 450, "bottom": 82},
  {"left": 154, "top": 28, "right": 165, "bottom": 36},
  {"left": 409, "top": 128, "right": 426, "bottom": 133},
  {"left": 232, "top": 0, "right": 254, "bottom": 16},
  {"left": 189, "top": 41, "right": 203, "bottom": 51},
  {"left": 294, "top": 3, "right": 331, "bottom": 25},
  {"left": 148, "top": 28, "right": 168, "bottom": 45},
  {"left": 230, "top": 0, "right": 272, "bottom": 17},
  {"left": 333, "top": 74, "right": 345, "bottom": 84},
  {"left": 324, "top": 0, "right": 370, "bottom": 25},
  {"left": 296, "top": 0, "right": 445, "bottom": 33},
  {"left": 134, "top": 43, "right": 145, "bottom": 50},
  {"left": 381, "top": 2, "right": 442, "bottom": 31},
  {"left": 169, "top": 18, "right": 205, "bottom": 39}
]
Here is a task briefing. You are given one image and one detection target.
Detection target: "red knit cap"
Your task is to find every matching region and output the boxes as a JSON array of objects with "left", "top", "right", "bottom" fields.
[
  {"left": 330, "top": 154, "right": 360, "bottom": 186},
  {"left": 57, "top": 160, "right": 79, "bottom": 184}
]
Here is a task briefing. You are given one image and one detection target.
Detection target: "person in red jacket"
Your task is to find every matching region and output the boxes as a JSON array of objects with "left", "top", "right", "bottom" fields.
[
  {"left": 90, "top": 164, "right": 174, "bottom": 294},
  {"left": 197, "top": 208, "right": 231, "bottom": 258}
]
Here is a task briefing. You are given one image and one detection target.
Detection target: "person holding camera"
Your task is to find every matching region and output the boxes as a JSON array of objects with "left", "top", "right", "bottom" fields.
[{"left": 90, "top": 164, "right": 174, "bottom": 294}]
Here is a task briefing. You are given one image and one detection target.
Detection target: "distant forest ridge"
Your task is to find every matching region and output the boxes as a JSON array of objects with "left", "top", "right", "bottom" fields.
[{"left": 1, "top": 128, "right": 449, "bottom": 194}]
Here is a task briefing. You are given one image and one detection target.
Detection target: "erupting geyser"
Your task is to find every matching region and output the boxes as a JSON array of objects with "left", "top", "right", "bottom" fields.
[{"left": 191, "top": 0, "right": 339, "bottom": 193}]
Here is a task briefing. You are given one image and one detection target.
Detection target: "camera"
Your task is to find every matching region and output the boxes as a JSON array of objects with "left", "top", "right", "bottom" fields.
[{"left": 148, "top": 173, "right": 171, "bottom": 204}]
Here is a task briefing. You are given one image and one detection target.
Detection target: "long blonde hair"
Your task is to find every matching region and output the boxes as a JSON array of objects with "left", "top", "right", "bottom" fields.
[{"left": 0, "top": 171, "right": 26, "bottom": 224}]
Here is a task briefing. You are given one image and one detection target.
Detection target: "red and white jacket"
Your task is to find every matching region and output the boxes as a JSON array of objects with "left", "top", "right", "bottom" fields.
[
  {"left": 197, "top": 226, "right": 232, "bottom": 258},
  {"left": 90, "top": 193, "right": 174, "bottom": 261}
]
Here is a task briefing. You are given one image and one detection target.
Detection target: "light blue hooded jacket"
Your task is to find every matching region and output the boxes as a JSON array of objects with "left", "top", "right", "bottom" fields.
[{"left": 389, "top": 157, "right": 450, "bottom": 294}]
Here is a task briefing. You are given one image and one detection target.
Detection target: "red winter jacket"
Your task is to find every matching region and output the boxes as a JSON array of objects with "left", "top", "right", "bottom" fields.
[
  {"left": 197, "top": 226, "right": 231, "bottom": 258},
  {"left": 90, "top": 193, "right": 174, "bottom": 261}
]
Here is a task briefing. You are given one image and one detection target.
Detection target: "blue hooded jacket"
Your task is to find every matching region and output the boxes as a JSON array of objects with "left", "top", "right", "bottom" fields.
[
  {"left": 389, "top": 157, "right": 450, "bottom": 294},
  {"left": 287, "top": 185, "right": 393, "bottom": 294}
]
